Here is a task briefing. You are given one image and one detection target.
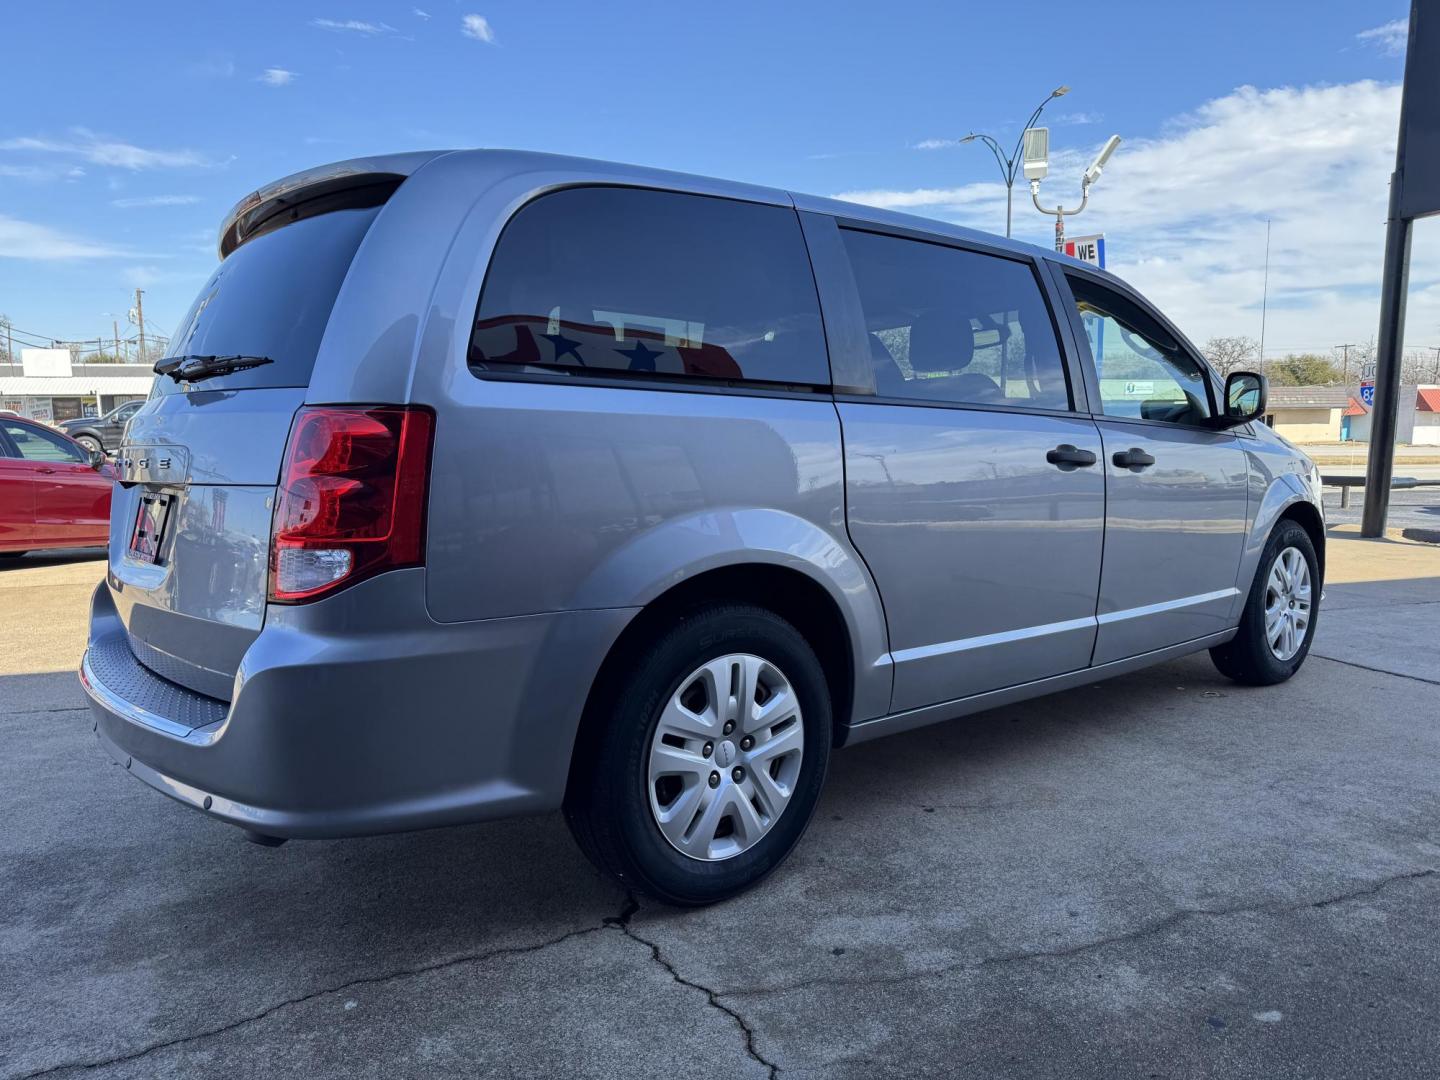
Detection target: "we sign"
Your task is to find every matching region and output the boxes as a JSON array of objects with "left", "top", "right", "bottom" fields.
[{"left": 1063, "top": 234, "right": 1106, "bottom": 268}]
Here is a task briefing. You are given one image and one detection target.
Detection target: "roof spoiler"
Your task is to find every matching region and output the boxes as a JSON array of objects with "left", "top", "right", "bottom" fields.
[{"left": 217, "top": 151, "right": 449, "bottom": 258}]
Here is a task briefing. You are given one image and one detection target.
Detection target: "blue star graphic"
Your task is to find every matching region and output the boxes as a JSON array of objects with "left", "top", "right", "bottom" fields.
[
  {"left": 541, "top": 331, "right": 584, "bottom": 363},
  {"left": 616, "top": 339, "right": 663, "bottom": 372}
]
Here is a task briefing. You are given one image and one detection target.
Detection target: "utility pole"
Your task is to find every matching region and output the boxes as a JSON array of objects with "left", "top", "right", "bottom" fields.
[
  {"left": 1258, "top": 220, "right": 1271, "bottom": 377},
  {"left": 134, "top": 288, "right": 146, "bottom": 364},
  {"left": 1335, "top": 343, "right": 1357, "bottom": 385},
  {"left": 113, "top": 320, "right": 121, "bottom": 362}
]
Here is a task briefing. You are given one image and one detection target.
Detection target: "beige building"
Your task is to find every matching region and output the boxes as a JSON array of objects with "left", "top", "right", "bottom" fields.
[{"left": 1262, "top": 384, "right": 1439, "bottom": 445}]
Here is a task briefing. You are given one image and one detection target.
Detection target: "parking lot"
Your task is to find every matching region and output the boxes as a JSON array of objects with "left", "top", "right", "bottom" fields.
[{"left": 2, "top": 531, "right": 1438, "bottom": 1079}]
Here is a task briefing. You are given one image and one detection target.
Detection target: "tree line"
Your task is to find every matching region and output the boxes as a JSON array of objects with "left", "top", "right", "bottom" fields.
[{"left": 1203, "top": 336, "right": 1440, "bottom": 387}]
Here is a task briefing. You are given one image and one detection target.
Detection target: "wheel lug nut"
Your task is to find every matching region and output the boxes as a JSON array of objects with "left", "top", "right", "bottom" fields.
[
  {"left": 732, "top": 766, "right": 744, "bottom": 782},
  {"left": 723, "top": 720, "right": 735, "bottom": 735},
  {"left": 740, "top": 736, "right": 754, "bottom": 751},
  {"left": 709, "top": 771, "right": 720, "bottom": 788},
  {"left": 703, "top": 741, "right": 714, "bottom": 758}
]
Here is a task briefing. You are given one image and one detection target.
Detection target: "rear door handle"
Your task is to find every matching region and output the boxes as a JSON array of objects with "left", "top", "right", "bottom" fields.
[
  {"left": 1046, "top": 444, "right": 1098, "bottom": 469},
  {"left": 1112, "top": 448, "right": 1156, "bottom": 470}
]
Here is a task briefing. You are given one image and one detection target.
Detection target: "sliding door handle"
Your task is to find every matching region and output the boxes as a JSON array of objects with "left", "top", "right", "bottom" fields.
[
  {"left": 1112, "top": 448, "right": 1156, "bottom": 470},
  {"left": 1046, "top": 444, "right": 1098, "bottom": 469}
]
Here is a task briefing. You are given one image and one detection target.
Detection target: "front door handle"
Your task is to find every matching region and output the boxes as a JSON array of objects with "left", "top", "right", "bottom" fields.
[
  {"left": 1112, "top": 447, "right": 1156, "bottom": 470},
  {"left": 1046, "top": 444, "right": 1098, "bottom": 469}
]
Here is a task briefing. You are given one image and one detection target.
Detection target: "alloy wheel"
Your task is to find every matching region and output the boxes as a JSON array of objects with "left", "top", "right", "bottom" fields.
[{"left": 1264, "top": 545, "right": 1312, "bottom": 661}]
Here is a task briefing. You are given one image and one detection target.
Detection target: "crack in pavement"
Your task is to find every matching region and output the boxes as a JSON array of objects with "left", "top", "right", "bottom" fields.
[
  {"left": 1308, "top": 653, "right": 1440, "bottom": 687},
  {"left": 12, "top": 869, "right": 1435, "bottom": 1077},
  {"left": 14, "top": 891, "right": 783, "bottom": 1080},
  {"left": 610, "top": 893, "right": 780, "bottom": 1079},
  {"left": 721, "top": 867, "right": 1439, "bottom": 1000},
  {"left": 9, "top": 920, "right": 617, "bottom": 1080}
]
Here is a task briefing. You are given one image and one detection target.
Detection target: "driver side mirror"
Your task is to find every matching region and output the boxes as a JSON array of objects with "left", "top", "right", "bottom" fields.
[
  {"left": 86, "top": 448, "right": 107, "bottom": 470},
  {"left": 1219, "top": 371, "right": 1266, "bottom": 428}
]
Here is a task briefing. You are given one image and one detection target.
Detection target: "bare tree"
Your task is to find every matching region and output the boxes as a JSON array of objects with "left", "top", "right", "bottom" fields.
[{"left": 1202, "top": 336, "right": 1260, "bottom": 378}]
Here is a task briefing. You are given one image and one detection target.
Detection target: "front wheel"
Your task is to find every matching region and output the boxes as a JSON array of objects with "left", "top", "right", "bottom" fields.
[
  {"left": 1211, "top": 519, "right": 1320, "bottom": 686},
  {"left": 74, "top": 435, "right": 103, "bottom": 455},
  {"left": 564, "top": 604, "right": 832, "bottom": 906}
]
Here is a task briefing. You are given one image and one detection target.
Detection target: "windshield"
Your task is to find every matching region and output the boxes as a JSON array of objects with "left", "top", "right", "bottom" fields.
[{"left": 153, "top": 206, "right": 381, "bottom": 395}]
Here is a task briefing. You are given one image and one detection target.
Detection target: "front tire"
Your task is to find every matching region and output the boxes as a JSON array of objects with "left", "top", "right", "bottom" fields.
[
  {"left": 74, "top": 435, "right": 103, "bottom": 455},
  {"left": 565, "top": 604, "right": 832, "bottom": 906},
  {"left": 1211, "top": 518, "right": 1320, "bottom": 686}
]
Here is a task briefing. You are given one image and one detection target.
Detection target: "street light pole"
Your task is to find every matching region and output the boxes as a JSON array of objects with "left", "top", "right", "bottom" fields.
[
  {"left": 960, "top": 85, "right": 1070, "bottom": 238},
  {"left": 1030, "top": 134, "right": 1122, "bottom": 252}
]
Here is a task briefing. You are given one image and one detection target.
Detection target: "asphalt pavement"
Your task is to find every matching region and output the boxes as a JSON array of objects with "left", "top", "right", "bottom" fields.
[
  {"left": 2, "top": 535, "right": 1438, "bottom": 1079},
  {"left": 1319, "top": 465, "right": 1440, "bottom": 533}
]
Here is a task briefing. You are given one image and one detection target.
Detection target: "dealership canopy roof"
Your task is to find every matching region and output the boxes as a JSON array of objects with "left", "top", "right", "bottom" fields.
[
  {"left": 0, "top": 362, "right": 154, "bottom": 398},
  {"left": 0, "top": 375, "right": 154, "bottom": 396}
]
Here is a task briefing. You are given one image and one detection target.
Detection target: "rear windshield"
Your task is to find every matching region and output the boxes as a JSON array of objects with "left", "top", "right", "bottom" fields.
[{"left": 153, "top": 206, "right": 380, "bottom": 395}]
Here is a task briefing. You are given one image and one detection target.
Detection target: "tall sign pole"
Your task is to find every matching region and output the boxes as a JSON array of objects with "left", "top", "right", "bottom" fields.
[{"left": 1363, "top": 0, "right": 1438, "bottom": 535}]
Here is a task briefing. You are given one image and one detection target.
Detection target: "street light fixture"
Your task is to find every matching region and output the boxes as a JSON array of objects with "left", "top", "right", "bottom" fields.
[
  {"left": 1031, "top": 133, "right": 1122, "bottom": 252},
  {"left": 959, "top": 85, "right": 1070, "bottom": 238}
]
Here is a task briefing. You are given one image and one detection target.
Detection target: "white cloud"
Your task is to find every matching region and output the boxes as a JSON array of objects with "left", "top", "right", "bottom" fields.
[
  {"left": 0, "top": 215, "right": 125, "bottom": 260},
  {"left": 258, "top": 68, "right": 297, "bottom": 86},
  {"left": 414, "top": 8, "right": 431, "bottom": 18},
  {"left": 0, "top": 129, "right": 210, "bottom": 170},
  {"left": 311, "top": 17, "right": 396, "bottom": 34},
  {"left": 1055, "top": 111, "right": 1103, "bottom": 125},
  {"left": 832, "top": 81, "right": 1436, "bottom": 357},
  {"left": 461, "top": 14, "right": 495, "bottom": 42},
  {"left": 111, "top": 195, "right": 202, "bottom": 208},
  {"left": 1357, "top": 18, "right": 1408, "bottom": 56},
  {"left": 913, "top": 138, "right": 962, "bottom": 151}
]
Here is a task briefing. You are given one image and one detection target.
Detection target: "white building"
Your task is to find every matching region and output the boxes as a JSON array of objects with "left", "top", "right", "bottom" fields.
[
  {"left": 0, "top": 349, "right": 153, "bottom": 424},
  {"left": 1415, "top": 388, "right": 1440, "bottom": 445}
]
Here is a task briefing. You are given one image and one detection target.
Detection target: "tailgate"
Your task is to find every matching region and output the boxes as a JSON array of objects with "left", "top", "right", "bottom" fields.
[{"left": 111, "top": 388, "right": 305, "bottom": 700}]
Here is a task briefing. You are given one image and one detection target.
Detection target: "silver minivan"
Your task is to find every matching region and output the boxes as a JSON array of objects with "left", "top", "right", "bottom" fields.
[{"left": 82, "top": 150, "right": 1324, "bottom": 905}]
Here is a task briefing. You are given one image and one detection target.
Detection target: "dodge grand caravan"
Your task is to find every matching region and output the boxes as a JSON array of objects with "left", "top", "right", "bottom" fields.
[{"left": 82, "top": 150, "right": 1324, "bottom": 905}]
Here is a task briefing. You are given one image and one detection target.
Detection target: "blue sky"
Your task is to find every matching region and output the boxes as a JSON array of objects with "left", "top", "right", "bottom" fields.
[{"left": 0, "top": 1, "right": 1419, "bottom": 360}]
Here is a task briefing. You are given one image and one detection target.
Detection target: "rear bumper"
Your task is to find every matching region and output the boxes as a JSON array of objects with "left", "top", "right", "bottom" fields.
[{"left": 81, "top": 570, "right": 635, "bottom": 838}]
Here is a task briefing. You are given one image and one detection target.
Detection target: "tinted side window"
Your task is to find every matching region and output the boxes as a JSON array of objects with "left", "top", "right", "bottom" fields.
[
  {"left": 839, "top": 228, "right": 1070, "bottom": 410},
  {"left": 2, "top": 421, "right": 86, "bottom": 463},
  {"left": 470, "top": 187, "right": 829, "bottom": 387},
  {"left": 1066, "top": 275, "right": 1212, "bottom": 425}
]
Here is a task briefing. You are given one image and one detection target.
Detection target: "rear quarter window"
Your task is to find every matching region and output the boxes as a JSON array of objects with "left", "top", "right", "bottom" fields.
[
  {"left": 469, "top": 187, "right": 830, "bottom": 388},
  {"left": 153, "top": 206, "right": 381, "bottom": 395}
]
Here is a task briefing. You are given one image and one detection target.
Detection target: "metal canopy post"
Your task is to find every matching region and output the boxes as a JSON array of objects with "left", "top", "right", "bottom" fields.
[
  {"left": 1362, "top": 0, "right": 1437, "bottom": 535},
  {"left": 1361, "top": 182, "right": 1413, "bottom": 535}
]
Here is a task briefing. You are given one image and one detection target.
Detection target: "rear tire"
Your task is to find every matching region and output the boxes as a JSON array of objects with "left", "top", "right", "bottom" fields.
[
  {"left": 564, "top": 603, "right": 832, "bottom": 906},
  {"left": 74, "top": 435, "right": 103, "bottom": 455},
  {"left": 1211, "top": 518, "right": 1320, "bottom": 686},
  {"left": 0, "top": 551, "right": 26, "bottom": 559}
]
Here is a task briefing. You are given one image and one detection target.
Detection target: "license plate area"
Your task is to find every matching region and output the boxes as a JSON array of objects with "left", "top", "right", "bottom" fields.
[{"left": 128, "top": 492, "right": 173, "bottom": 564}]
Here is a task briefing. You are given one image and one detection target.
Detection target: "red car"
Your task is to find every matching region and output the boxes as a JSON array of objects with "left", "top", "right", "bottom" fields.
[{"left": 0, "top": 416, "right": 115, "bottom": 556}]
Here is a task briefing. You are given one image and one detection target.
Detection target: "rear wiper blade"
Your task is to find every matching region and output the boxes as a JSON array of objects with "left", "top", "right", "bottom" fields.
[{"left": 153, "top": 354, "right": 274, "bottom": 383}]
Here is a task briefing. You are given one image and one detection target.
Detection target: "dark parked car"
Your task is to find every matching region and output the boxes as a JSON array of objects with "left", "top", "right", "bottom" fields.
[
  {"left": 60, "top": 399, "right": 144, "bottom": 455},
  {"left": 0, "top": 416, "right": 114, "bottom": 556}
]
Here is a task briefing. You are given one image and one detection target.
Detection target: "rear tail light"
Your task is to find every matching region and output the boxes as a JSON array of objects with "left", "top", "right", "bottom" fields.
[{"left": 269, "top": 405, "right": 434, "bottom": 603}]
